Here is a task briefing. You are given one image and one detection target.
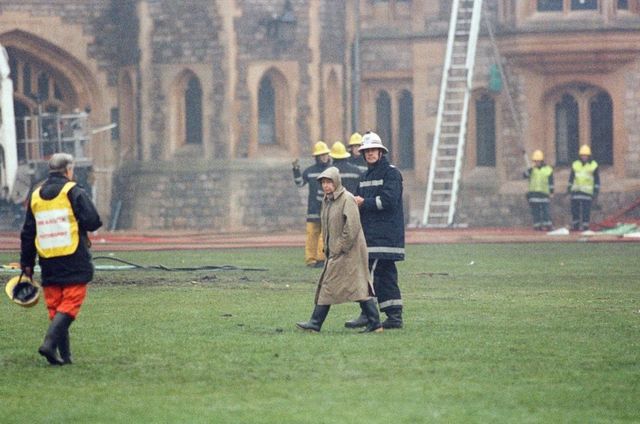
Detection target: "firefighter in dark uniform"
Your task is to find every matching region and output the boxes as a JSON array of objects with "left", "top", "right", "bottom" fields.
[
  {"left": 329, "top": 141, "right": 362, "bottom": 195},
  {"left": 293, "top": 141, "right": 331, "bottom": 267},
  {"left": 346, "top": 131, "right": 405, "bottom": 329},
  {"left": 523, "top": 150, "right": 554, "bottom": 231},
  {"left": 347, "top": 132, "right": 367, "bottom": 173},
  {"left": 20, "top": 153, "right": 102, "bottom": 365},
  {"left": 568, "top": 144, "right": 600, "bottom": 231}
]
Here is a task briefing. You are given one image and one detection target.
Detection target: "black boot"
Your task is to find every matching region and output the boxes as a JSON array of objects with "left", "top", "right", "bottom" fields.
[
  {"left": 38, "top": 313, "right": 73, "bottom": 365},
  {"left": 382, "top": 308, "right": 403, "bottom": 329},
  {"left": 344, "top": 302, "right": 369, "bottom": 329},
  {"left": 359, "top": 299, "right": 383, "bottom": 333},
  {"left": 296, "top": 305, "right": 330, "bottom": 332},
  {"left": 58, "top": 327, "right": 73, "bottom": 365}
]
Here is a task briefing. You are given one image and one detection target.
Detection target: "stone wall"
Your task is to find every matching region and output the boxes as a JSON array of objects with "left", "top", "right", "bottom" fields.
[{"left": 111, "top": 159, "right": 306, "bottom": 232}]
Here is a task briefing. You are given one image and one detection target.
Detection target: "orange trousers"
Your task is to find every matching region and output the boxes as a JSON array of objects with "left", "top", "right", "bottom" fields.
[{"left": 43, "top": 284, "right": 87, "bottom": 320}]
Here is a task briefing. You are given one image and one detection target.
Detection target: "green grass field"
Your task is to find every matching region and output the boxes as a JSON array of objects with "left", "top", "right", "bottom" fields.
[{"left": 1, "top": 243, "right": 639, "bottom": 423}]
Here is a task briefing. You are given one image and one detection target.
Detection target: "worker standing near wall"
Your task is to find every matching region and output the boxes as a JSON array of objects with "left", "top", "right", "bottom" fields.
[
  {"left": 568, "top": 144, "right": 600, "bottom": 231},
  {"left": 292, "top": 141, "right": 331, "bottom": 267},
  {"left": 523, "top": 150, "right": 554, "bottom": 231}
]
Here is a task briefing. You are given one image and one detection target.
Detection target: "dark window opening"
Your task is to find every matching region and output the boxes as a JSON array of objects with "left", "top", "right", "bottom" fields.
[
  {"left": 590, "top": 92, "right": 613, "bottom": 165},
  {"left": 14, "top": 101, "right": 30, "bottom": 162},
  {"left": 398, "top": 90, "right": 414, "bottom": 169},
  {"left": 555, "top": 94, "right": 579, "bottom": 166},
  {"left": 537, "top": 0, "right": 563, "bottom": 11},
  {"left": 258, "top": 77, "right": 276, "bottom": 145},
  {"left": 376, "top": 91, "right": 392, "bottom": 157},
  {"left": 23, "top": 64, "right": 31, "bottom": 96},
  {"left": 54, "top": 83, "right": 63, "bottom": 101},
  {"left": 37, "top": 73, "right": 49, "bottom": 100},
  {"left": 571, "top": 0, "right": 598, "bottom": 10},
  {"left": 476, "top": 94, "right": 496, "bottom": 167},
  {"left": 185, "top": 77, "right": 202, "bottom": 145},
  {"left": 618, "top": 0, "right": 628, "bottom": 9}
]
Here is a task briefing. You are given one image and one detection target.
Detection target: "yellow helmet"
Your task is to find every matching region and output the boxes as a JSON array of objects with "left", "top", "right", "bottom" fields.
[
  {"left": 329, "top": 141, "right": 350, "bottom": 159},
  {"left": 312, "top": 141, "right": 330, "bottom": 156},
  {"left": 347, "top": 132, "right": 363, "bottom": 146},
  {"left": 531, "top": 150, "right": 544, "bottom": 161},
  {"left": 579, "top": 145, "right": 592, "bottom": 156},
  {"left": 5, "top": 274, "right": 41, "bottom": 308}
]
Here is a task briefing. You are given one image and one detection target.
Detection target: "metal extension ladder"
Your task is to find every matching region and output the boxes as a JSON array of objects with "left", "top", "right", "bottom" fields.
[{"left": 422, "top": 0, "right": 483, "bottom": 227}]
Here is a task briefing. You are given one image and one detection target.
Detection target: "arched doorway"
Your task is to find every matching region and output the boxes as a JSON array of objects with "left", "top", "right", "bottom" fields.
[
  {"left": 256, "top": 68, "right": 290, "bottom": 153},
  {"left": 171, "top": 70, "right": 203, "bottom": 153}
]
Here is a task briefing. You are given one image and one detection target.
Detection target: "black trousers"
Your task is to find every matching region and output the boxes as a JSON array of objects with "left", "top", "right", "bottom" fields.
[
  {"left": 528, "top": 199, "right": 552, "bottom": 229},
  {"left": 570, "top": 197, "right": 592, "bottom": 230},
  {"left": 369, "top": 259, "right": 402, "bottom": 312}
]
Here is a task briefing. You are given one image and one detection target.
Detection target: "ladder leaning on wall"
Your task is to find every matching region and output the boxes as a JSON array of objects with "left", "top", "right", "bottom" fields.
[{"left": 422, "top": 0, "right": 483, "bottom": 227}]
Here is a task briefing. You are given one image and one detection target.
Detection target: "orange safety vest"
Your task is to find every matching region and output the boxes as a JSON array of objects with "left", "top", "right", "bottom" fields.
[{"left": 31, "top": 181, "right": 80, "bottom": 258}]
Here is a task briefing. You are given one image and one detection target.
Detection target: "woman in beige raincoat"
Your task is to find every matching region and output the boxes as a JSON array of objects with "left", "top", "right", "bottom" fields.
[{"left": 296, "top": 166, "right": 382, "bottom": 333}]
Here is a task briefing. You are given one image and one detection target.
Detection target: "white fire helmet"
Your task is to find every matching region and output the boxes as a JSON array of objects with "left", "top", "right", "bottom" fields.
[{"left": 358, "top": 131, "right": 388, "bottom": 153}]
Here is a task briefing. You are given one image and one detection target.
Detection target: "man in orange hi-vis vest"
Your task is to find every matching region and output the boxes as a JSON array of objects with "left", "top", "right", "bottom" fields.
[{"left": 20, "top": 153, "right": 102, "bottom": 366}]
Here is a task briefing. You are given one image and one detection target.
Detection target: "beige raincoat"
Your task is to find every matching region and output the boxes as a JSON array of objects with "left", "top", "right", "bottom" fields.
[{"left": 315, "top": 167, "right": 373, "bottom": 305}]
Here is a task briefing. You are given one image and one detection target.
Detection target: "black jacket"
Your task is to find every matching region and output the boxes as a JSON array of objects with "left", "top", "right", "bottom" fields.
[
  {"left": 20, "top": 173, "right": 103, "bottom": 286},
  {"left": 331, "top": 158, "right": 362, "bottom": 195},
  {"left": 357, "top": 156, "right": 405, "bottom": 261},
  {"left": 293, "top": 160, "right": 330, "bottom": 222},
  {"left": 348, "top": 155, "right": 368, "bottom": 173}
]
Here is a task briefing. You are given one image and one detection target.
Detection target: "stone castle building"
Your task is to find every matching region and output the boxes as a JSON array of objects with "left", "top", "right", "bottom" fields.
[{"left": 1, "top": 0, "right": 639, "bottom": 231}]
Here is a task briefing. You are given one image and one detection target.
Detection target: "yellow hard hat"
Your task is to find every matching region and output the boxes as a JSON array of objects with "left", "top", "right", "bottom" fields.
[
  {"left": 312, "top": 141, "right": 330, "bottom": 156},
  {"left": 531, "top": 150, "right": 544, "bottom": 161},
  {"left": 579, "top": 145, "right": 592, "bottom": 156},
  {"left": 347, "top": 132, "right": 363, "bottom": 146},
  {"left": 330, "top": 141, "right": 350, "bottom": 159},
  {"left": 5, "top": 274, "right": 41, "bottom": 308}
]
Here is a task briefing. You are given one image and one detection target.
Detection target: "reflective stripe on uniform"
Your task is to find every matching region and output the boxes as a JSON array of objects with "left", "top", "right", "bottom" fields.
[
  {"left": 359, "top": 179, "right": 384, "bottom": 188},
  {"left": 379, "top": 299, "right": 403, "bottom": 309},
  {"left": 528, "top": 197, "right": 550, "bottom": 204},
  {"left": 368, "top": 246, "right": 405, "bottom": 255}
]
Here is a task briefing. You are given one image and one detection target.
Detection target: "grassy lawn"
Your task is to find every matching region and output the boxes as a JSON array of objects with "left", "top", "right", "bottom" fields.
[{"left": 1, "top": 243, "right": 639, "bottom": 423}]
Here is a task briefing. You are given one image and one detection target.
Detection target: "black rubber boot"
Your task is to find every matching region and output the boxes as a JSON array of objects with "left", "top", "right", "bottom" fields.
[
  {"left": 58, "top": 331, "right": 72, "bottom": 365},
  {"left": 382, "top": 308, "right": 403, "bottom": 329},
  {"left": 58, "top": 320, "right": 74, "bottom": 365},
  {"left": 296, "top": 305, "right": 330, "bottom": 332},
  {"left": 359, "top": 299, "right": 383, "bottom": 333},
  {"left": 344, "top": 303, "right": 369, "bottom": 329},
  {"left": 38, "top": 313, "right": 73, "bottom": 365}
]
